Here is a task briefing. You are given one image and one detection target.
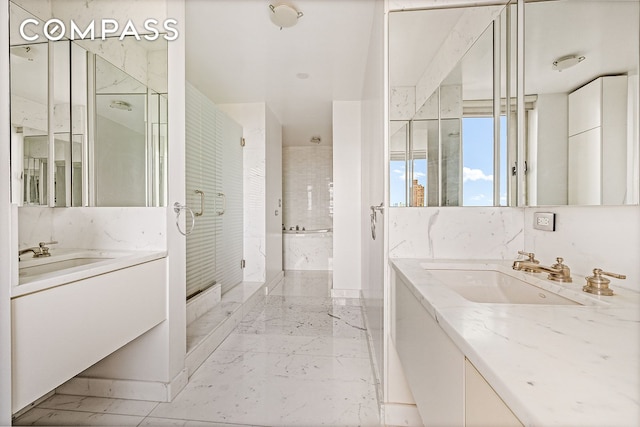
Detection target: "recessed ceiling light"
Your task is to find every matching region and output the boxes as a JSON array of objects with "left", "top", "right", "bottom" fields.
[
  {"left": 552, "top": 55, "right": 585, "bottom": 72},
  {"left": 269, "top": 4, "right": 303, "bottom": 29},
  {"left": 296, "top": 72, "right": 309, "bottom": 79}
]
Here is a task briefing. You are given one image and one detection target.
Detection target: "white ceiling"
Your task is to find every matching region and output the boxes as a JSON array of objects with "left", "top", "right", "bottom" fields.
[{"left": 185, "top": 0, "right": 376, "bottom": 147}]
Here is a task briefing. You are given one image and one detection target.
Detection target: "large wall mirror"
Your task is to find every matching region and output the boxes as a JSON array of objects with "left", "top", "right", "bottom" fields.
[
  {"left": 389, "top": 0, "right": 639, "bottom": 208},
  {"left": 389, "top": 3, "right": 518, "bottom": 207},
  {"left": 9, "top": 1, "right": 168, "bottom": 208},
  {"left": 524, "top": 0, "right": 639, "bottom": 206}
]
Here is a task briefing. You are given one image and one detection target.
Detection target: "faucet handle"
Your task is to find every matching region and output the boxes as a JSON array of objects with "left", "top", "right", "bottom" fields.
[
  {"left": 551, "top": 257, "right": 566, "bottom": 267},
  {"left": 595, "top": 269, "right": 626, "bottom": 280},
  {"left": 38, "top": 241, "right": 58, "bottom": 257},
  {"left": 517, "top": 250, "right": 539, "bottom": 263},
  {"left": 548, "top": 257, "right": 572, "bottom": 283},
  {"left": 583, "top": 268, "right": 626, "bottom": 296}
]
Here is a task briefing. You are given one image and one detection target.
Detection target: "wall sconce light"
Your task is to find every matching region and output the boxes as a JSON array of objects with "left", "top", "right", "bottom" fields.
[
  {"left": 552, "top": 55, "right": 586, "bottom": 72},
  {"left": 269, "top": 4, "right": 303, "bottom": 30}
]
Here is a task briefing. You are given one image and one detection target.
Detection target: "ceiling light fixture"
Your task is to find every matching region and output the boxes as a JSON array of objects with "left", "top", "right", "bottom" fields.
[
  {"left": 310, "top": 136, "right": 321, "bottom": 144},
  {"left": 269, "top": 4, "right": 303, "bottom": 30},
  {"left": 110, "top": 100, "right": 133, "bottom": 111},
  {"left": 296, "top": 72, "right": 309, "bottom": 80},
  {"left": 552, "top": 55, "right": 586, "bottom": 72},
  {"left": 10, "top": 46, "right": 35, "bottom": 61}
]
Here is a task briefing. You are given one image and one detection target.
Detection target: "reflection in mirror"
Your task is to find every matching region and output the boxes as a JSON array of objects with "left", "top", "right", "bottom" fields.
[
  {"left": 89, "top": 53, "right": 168, "bottom": 207},
  {"left": 9, "top": 1, "right": 169, "bottom": 207},
  {"left": 524, "top": 0, "right": 639, "bottom": 206},
  {"left": 10, "top": 40, "right": 49, "bottom": 206},
  {"left": 389, "top": 3, "right": 517, "bottom": 207},
  {"left": 71, "top": 42, "right": 88, "bottom": 207},
  {"left": 94, "top": 57, "right": 148, "bottom": 206},
  {"left": 53, "top": 40, "right": 72, "bottom": 207}
]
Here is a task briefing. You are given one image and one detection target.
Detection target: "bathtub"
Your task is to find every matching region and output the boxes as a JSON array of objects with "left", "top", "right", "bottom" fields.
[{"left": 283, "top": 228, "right": 333, "bottom": 270}]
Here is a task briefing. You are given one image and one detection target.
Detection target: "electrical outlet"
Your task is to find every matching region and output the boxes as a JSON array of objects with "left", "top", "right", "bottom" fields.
[{"left": 533, "top": 212, "right": 556, "bottom": 231}]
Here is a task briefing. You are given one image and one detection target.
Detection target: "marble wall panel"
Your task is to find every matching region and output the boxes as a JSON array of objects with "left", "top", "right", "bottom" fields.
[
  {"left": 282, "top": 146, "right": 333, "bottom": 231},
  {"left": 388, "top": 207, "right": 524, "bottom": 260},
  {"left": 283, "top": 233, "right": 333, "bottom": 271},
  {"left": 18, "top": 207, "right": 166, "bottom": 251},
  {"left": 523, "top": 205, "right": 640, "bottom": 292}
]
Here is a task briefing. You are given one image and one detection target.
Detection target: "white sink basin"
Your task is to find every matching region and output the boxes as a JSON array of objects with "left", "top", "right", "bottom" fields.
[
  {"left": 18, "top": 250, "right": 118, "bottom": 285},
  {"left": 427, "top": 269, "right": 582, "bottom": 305},
  {"left": 19, "top": 258, "right": 111, "bottom": 278}
]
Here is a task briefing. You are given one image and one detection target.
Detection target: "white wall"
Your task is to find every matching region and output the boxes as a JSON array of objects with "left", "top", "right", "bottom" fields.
[
  {"left": 1, "top": 0, "right": 13, "bottom": 422},
  {"left": 333, "top": 101, "right": 362, "bottom": 292}
]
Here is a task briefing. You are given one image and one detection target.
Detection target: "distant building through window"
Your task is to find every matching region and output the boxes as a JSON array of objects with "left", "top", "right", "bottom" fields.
[{"left": 411, "top": 179, "right": 424, "bottom": 207}]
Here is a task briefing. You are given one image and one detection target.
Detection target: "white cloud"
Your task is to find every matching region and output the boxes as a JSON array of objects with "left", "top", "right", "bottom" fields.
[
  {"left": 394, "top": 169, "right": 407, "bottom": 181},
  {"left": 470, "top": 194, "right": 488, "bottom": 201},
  {"left": 463, "top": 167, "right": 493, "bottom": 182},
  {"left": 393, "top": 169, "right": 426, "bottom": 182}
]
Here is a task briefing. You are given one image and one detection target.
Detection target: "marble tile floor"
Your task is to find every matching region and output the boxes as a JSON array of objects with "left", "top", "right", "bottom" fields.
[{"left": 14, "top": 270, "right": 381, "bottom": 427}]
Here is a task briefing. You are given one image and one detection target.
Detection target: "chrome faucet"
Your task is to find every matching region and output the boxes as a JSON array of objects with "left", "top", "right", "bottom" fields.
[
  {"left": 18, "top": 247, "right": 42, "bottom": 259},
  {"left": 18, "top": 241, "right": 58, "bottom": 260},
  {"left": 513, "top": 256, "right": 572, "bottom": 283}
]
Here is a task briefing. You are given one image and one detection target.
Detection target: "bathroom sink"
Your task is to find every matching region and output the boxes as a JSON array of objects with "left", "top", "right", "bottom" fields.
[
  {"left": 427, "top": 269, "right": 582, "bottom": 305},
  {"left": 19, "top": 257, "right": 113, "bottom": 278}
]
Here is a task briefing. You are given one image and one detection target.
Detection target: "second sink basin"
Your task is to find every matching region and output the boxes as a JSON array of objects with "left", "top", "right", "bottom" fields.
[{"left": 426, "top": 269, "right": 582, "bottom": 305}]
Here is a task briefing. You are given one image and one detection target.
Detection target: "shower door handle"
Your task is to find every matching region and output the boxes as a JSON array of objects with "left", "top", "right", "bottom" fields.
[
  {"left": 216, "top": 192, "right": 226, "bottom": 216},
  {"left": 194, "top": 190, "right": 205, "bottom": 217}
]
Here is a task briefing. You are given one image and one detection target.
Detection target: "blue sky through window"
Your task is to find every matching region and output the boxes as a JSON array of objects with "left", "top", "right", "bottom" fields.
[{"left": 389, "top": 116, "right": 507, "bottom": 207}]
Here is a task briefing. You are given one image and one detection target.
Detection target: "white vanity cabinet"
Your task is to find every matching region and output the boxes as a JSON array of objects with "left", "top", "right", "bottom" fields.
[
  {"left": 11, "top": 258, "right": 167, "bottom": 413},
  {"left": 393, "top": 274, "right": 522, "bottom": 427},
  {"left": 568, "top": 75, "right": 628, "bottom": 205}
]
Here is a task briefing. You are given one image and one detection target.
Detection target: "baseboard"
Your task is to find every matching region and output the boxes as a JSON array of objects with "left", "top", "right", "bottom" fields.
[
  {"left": 330, "top": 288, "right": 361, "bottom": 299},
  {"left": 56, "top": 368, "right": 188, "bottom": 402},
  {"left": 265, "top": 271, "right": 284, "bottom": 294},
  {"left": 11, "top": 391, "right": 54, "bottom": 419},
  {"left": 382, "top": 403, "right": 423, "bottom": 426}
]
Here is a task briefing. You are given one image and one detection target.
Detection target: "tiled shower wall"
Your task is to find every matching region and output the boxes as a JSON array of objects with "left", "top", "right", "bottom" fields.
[{"left": 282, "top": 146, "right": 333, "bottom": 231}]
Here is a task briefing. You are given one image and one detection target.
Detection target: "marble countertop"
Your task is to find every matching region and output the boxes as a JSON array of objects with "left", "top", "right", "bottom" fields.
[
  {"left": 13, "top": 249, "right": 167, "bottom": 298},
  {"left": 391, "top": 258, "right": 640, "bottom": 427}
]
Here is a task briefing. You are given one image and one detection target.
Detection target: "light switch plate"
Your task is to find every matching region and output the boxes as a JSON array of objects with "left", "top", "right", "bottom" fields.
[{"left": 533, "top": 212, "right": 556, "bottom": 231}]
